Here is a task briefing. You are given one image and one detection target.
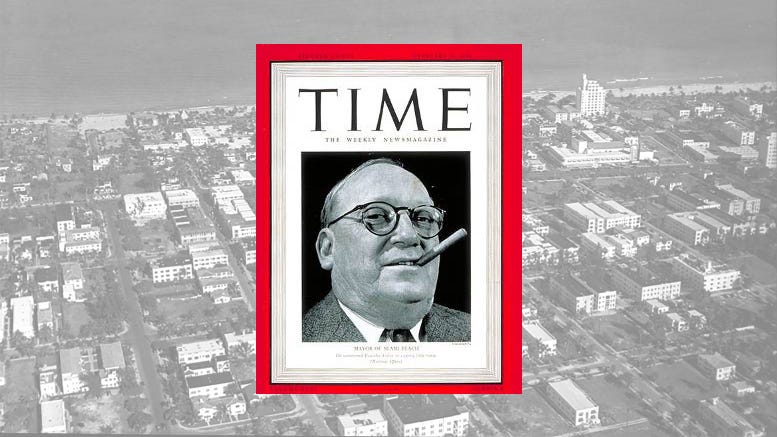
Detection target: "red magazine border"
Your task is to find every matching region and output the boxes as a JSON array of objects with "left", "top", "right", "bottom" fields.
[{"left": 256, "top": 44, "right": 522, "bottom": 394}]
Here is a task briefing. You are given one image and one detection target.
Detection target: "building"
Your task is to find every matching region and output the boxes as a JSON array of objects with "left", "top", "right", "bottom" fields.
[
  {"left": 36, "top": 301, "right": 54, "bottom": 331},
  {"left": 176, "top": 338, "right": 226, "bottom": 365},
  {"left": 59, "top": 348, "right": 88, "bottom": 395},
  {"left": 151, "top": 253, "right": 194, "bottom": 283},
  {"left": 63, "top": 239, "right": 102, "bottom": 256},
  {"left": 39, "top": 367, "right": 59, "bottom": 398},
  {"left": 564, "top": 201, "right": 640, "bottom": 234},
  {"left": 547, "top": 145, "right": 633, "bottom": 168},
  {"left": 666, "top": 188, "right": 721, "bottom": 212},
  {"left": 123, "top": 192, "right": 167, "bottom": 223},
  {"left": 522, "top": 232, "right": 560, "bottom": 266},
  {"left": 185, "top": 128, "right": 208, "bottom": 147},
  {"left": 11, "top": 295, "right": 35, "bottom": 338},
  {"left": 40, "top": 399, "right": 69, "bottom": 433},
  {"left": 98, "top": 342, "right": 126, "bottom": 389},
  {"left": 0, "top": 301, "right": 6, "bottom": 344},
  {"left": 522, "top": 320, "right": 557, "bottom": 357},
  {"left": 719, "top": 121, "right": 755, "bottom": 146},
  {"left": 550, "top": 272, "right": 616, "bottom": 315},
  {"left": 60, "top": 262, "right": 85, "bottom": 302},
  {"left": 215, "top": 198, "right": 256, "bottom": 240},
  {"left": 55, "top": 204, "right": 76, "bottom": 234},
  {"left": 758, "top": 132, "right": 776, "bottom": 169},
  {"left": 234, "top": 239, "right": 256, "bottom": 265},
  {"left": 665, "top": 312, "right": 689, "bottom": 332},
  {"left": 663, "top": 212, "right": 711, "bottom": 246},
  {"left": 580, "top": 232, "right": 636, "bottom": 259},
  {"left": 577, "top": 74, "right": 606, "bottom": 117},
  {"left": 716, "top": 185, "right": 760, "bottom": 215},
  {"left": 185, "top": 372, "right": 234, "bottom": 399},
  {"left": 224, "top": 330, "right": 256, "bottom": 355},
  {"left": 35, "top": 267, "right": 59, "bottom": 293},
  {"left": 732, "top": 96, "right": 763, "bottom": 118},
  {"left": 698, "top": 353, "right": 736, "bottom": 381},
  {"left": 191, "top": 249, "right": 229, "bottom": 271},
  {"left": 0, "top": 232, "right": 9, "bottom": 262},
  {"left": 337, "top": 409, "right": 388, "bottom": 436},
  {"left": 611, "top": 261, "right": 681, "bottom": 301},
  {"left": 671, "top": 254, "right": 740, "bottom": 293},
  {"left": 729, "top": 381, "right": 755, "bottom": 397},
  {"left": 163, "top": 189, "right": 200, "bottom": 208},
  {"left": 383, "top": 395, "right": 469, "bottom": 437},
  {"left": 0, "top": 361, "right": 5, "bottom": 386},
  {"left": 698, "top": 397, "right": 763, "bottom": 437},
  {"left": 687, "top": 309, "right": 707, "bottom": 328},
  {"left": 210, "top": 185, "right": 245, "bottom": 207},
  {"left": 645, "top": 299, "right": 670, "bottom": 314},
  {"left": 546, "top": 379, "right": 600, "bottom": 427}
]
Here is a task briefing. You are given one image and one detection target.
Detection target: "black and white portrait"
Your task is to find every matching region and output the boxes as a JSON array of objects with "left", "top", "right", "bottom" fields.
[{"left": 300, "top": 152, "right": 471, "bottom": 342}]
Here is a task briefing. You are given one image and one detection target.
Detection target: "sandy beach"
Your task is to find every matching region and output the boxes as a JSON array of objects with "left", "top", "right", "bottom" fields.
[{"left": 523, "top": 81, "right": 775, "bottom": 100}]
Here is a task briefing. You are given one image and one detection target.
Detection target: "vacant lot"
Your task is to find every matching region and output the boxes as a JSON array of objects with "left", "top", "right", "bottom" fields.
[
  {"left": 728, "top": 254, "right": 777, "bottom": 286},
  {"left": 157, "top": 296, "right": 246, "bottom": 327},
  {"left": 68, "top": 394, "right": 127, "bottom": 434},
  {"left": 479, "top": 389, "right": 571, "bottom": 436},
  {"left": 0, "top": 357, "right": 39, "bottom": 432},
  {"left": 578, "top": 375, "right": 645, "bottom": 424},
  {"left": 644, "top": 358, "right": 726, "bottom": 403},
  {"left": 63, "top": 302, "right": 94, "bottom": 338},
  {"left": 584, "top": 312, "right": 650, "bottom": 352},
  {"left": 590, "top": 420, "right": 673, "bottom": 437}
]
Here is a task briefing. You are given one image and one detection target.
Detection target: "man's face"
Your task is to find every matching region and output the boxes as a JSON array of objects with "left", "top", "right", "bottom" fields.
[{"left": 323, "top": 164, "right": 440, "bottom": 328}]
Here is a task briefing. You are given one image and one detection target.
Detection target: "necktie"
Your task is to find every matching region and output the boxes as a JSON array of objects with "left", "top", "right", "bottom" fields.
[{"left": 380, "top": 328, "right": 416, "bottom": 342}]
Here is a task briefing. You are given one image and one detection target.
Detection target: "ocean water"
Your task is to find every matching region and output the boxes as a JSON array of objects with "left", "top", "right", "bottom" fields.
[{"left": 1, "top": 0, "right": 775, "bottom": 116}]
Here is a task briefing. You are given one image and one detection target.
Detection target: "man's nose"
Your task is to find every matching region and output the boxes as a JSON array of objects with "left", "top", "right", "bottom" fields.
[{"left": 390, "top": 212, "right": 420, "bottom": 245}]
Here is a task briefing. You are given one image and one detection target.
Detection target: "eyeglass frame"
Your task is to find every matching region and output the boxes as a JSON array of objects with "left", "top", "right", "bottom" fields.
[{"left": 324, "top": 201, "right": 446, "bottom": 239}]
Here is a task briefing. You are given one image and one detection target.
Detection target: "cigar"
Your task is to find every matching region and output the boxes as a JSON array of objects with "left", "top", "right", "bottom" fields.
[{"left": 415, "top": 228, "right": 468, "bottom": 266}]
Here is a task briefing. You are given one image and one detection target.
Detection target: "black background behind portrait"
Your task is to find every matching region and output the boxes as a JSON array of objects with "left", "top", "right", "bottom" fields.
[{"left": 301, "top": 151, "right": 471, "bottom": 317}]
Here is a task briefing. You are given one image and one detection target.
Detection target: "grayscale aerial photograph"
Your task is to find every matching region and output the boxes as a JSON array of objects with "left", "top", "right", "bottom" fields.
[{"left": 1, "top": 0, "right": 775, "bottom": 435}]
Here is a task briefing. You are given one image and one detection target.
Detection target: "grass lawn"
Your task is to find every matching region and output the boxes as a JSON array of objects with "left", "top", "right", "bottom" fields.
[
  {"left": 53, "top": 180, "right": 86, "bottom": 202},
  {"left": 0, "top": 357, "right": 39, "bottom": 432},
  {"left": 68, "top": 393, "right": 127, "bottom": 434},
  {"left": 251, "top": 395, "right": 296, "bottom": 417},
  {"left": 118, "top": 173, "right": 144, "bottom": 194},
  {"left": 577, "top": 375, "right": 646, "bottom": 424},
  {"left": 45, "top": 123, "right": 78, "bottom": 153},
  {"left": 481, "top": 389, "right": 572, "bottom": 436},
  {"left": 644, "top": 358, "right": 726, "bottom": 404},
  {"left": 584, "top": 312, "right": 650, "bottom": 352},
  {"left": 63, "top": 302, "right": 94, "bottom": 338},
  {"left": 728, "top": 254, "right": 777, "bottom": 286}
]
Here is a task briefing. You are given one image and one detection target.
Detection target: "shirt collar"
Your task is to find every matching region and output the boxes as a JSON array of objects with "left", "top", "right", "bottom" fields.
[{"left": 337, "top": 299, "right": 422, "bottom": 342}]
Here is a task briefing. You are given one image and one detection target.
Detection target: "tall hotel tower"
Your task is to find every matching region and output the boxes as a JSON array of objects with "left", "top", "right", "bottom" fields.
[{"left": 577, "top": 74, "right": 606, "bottom": 117}]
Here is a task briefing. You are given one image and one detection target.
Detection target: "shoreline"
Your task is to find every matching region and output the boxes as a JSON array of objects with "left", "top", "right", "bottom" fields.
[
  {"left": 522, "top": 80, "right": 775, "bottom": 100},
  {"left": 2, "top": 80, "right": 775, "bottom": 123}
]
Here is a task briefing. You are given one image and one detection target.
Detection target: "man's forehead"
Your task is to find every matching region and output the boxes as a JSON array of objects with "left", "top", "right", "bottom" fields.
[{"left": 334, "top": 164, "right": 432, "bottom": 209}]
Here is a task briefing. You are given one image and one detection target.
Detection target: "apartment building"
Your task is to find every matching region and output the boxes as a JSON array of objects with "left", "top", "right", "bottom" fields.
[
  {"left": 611, "top": 261, "right": 681, "bottom": 301},
  {"left": 176, "top": 339, "right": 227, "bottom": 365},
  {"left": 671, "top": 254, "right": 740, "bottom": 293},
  {"left": 337, "top": 409, "right": 388, "bottom": 436},
  {"left": 151, "top": 253, "right": 194, "bottom": 283},
  {"left": 546, "top": 379, "right": 600, "bottom": 427},
  {"left": 383, "top": 395, "right": 469, "bottom": 437},
  {"left": 698, "top": 353, "right": 736, "bottom": 381},
  {"left": 564, "top": 201, "right": 640, "bottom": 234}
]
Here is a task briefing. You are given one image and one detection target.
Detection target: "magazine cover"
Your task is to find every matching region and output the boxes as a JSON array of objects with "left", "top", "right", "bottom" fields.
[{"left": 256, "top": 45, "right": 522, "bottom": 393}]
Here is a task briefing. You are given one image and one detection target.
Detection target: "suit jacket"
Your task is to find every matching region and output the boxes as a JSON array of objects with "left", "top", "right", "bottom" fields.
[{"left": 302, "top": 292, "right": 471, "bottom": 342}]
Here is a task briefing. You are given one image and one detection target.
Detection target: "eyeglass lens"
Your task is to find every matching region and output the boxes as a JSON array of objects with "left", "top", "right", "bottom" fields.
[{"left": 361, "top": 203, "right": 443, "bottom": 237}]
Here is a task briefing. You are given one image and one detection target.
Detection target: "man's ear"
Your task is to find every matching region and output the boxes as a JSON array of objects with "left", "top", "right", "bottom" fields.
[{"left": 316, "top": 228, "right": 334, "bottom": 270}]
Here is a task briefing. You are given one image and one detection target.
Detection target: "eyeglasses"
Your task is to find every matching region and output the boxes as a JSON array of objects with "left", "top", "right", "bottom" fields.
[{"left": 326, "top": 201, "right": 445, "bottom": 239}]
